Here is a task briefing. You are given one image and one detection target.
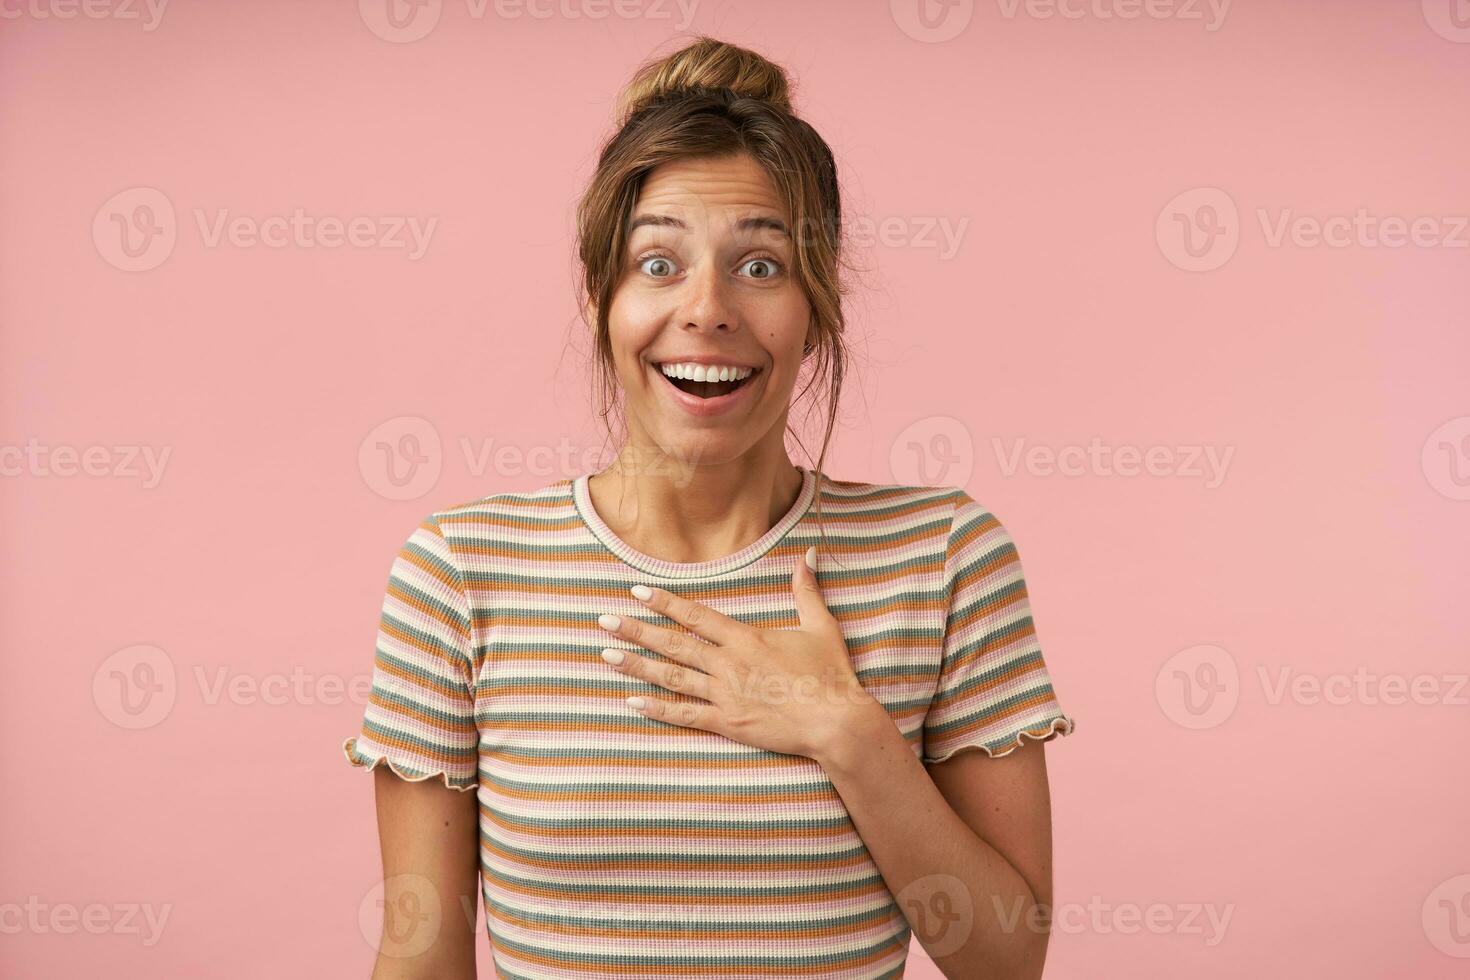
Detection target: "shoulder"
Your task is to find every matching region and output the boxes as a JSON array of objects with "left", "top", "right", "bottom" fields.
[
  {"left": 943, "top": 488, "right": 1014, "bottom": 550},
  {"left": 419, "top": 476, "right": 579, "bottom": 530},
  {"left": 396, "top": 478, "right": 581, "bottom": 567},
  {"left": 814, "top": 472, "right": 996, "bottom": 534},
  {"left": 818, "top": 476, "right": 1024, "bottom": 578},
  {"left": 815, "top": 472, "right": 965, "bottom": 515},
  {"left": 811, "top": 473, "right": 993, "bottom": 563}
]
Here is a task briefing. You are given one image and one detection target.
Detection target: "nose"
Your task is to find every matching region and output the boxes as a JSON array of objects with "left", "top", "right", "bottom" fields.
[{"left": 679, "top": 252, "right": 736, "bottom": 335}]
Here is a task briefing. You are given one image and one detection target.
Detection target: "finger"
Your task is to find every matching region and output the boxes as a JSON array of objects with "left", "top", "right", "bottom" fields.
[
  {"left": 597, "top": 612, "right": 712, "bottom": 671},
  {"left": 629, "top": 584, "right": 746, "bottom": 647},
  {"left": 600, "top": 647, "right": 713, "bottom": 701},
  {"left": 625, "top": 693, "right": 719, "bottom": 735},
  {"left": 791, "top": 544, "right": 835, "bottom": 631}
]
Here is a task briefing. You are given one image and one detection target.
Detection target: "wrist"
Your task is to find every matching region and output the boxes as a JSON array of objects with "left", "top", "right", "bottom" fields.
[{"left": 809, "top": 694, "right": 899, "bottom": 775}]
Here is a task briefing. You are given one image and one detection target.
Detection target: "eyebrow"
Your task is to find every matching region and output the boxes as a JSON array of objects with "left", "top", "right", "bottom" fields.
[{"left": 626, "top": 213, "right": 791, "bottom": 238}]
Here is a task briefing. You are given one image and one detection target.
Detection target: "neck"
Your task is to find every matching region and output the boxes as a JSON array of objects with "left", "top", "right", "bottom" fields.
[{"left": 587, "top": 450, "right": 805, "bottom": 566}]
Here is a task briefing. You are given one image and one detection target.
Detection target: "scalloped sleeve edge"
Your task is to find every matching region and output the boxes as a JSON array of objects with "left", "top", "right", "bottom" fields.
[
  {"left": 921, "top": 713, "right": 1077, "bottom": 765},
  {"left": 341, "top": 735, "right": 478, "bottom": 793}
]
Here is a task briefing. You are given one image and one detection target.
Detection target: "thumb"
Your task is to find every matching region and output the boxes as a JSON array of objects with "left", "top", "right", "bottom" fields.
[{"left": 792, "top": 544, "right": 832, "bottom": 630}]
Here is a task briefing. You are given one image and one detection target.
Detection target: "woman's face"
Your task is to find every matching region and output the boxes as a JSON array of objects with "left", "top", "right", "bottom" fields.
[{"left": 605, "top": 152, "right": 812, "bottom": 474}]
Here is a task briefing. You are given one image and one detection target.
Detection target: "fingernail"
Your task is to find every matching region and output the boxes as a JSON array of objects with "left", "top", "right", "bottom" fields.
[
  {"left": 600, "top": 648, "right": 625, "bottom": 665},
  {"left": 598, "top": 613, "right": 621, "bottom": 631},
  {"left": 626, "top": 696, "right": 646, "bottom": 710},
  {"left": 804, "top": 545, "right": 817, "bottom": 571},
  {"left": 630, "top": 584, "right": 652, "bottom": 601}
]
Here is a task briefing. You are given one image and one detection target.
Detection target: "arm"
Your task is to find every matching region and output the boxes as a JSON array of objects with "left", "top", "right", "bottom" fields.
[
  {"left": 822, "top": 491, "right": 1067, "bottom": 977},
  {"left": 587, "top": 497, "right": 1073, "bottom": 976},
  {"left": 344, "top": 513, "right": 485, "bottom": 977},
  {"left": 927, "top": 742, "right": 1056, "bottom": 970},
  {"left": 818, "top": 711, "right": 1056, "bottom": 980},
  {"left": 369, "top": 769, "right": 481, "bottom": 980}
]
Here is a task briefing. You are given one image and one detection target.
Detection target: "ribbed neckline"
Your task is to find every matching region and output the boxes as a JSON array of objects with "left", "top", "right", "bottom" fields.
[{"left": 571, "top": 465, "right": 816, "bottom": 579}]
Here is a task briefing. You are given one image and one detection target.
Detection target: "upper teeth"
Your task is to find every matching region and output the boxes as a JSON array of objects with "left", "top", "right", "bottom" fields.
[{"left": 660, "top": 362, "right": 755, "bottom": 382}]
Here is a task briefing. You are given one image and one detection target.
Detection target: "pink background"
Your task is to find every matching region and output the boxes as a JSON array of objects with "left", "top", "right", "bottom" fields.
[{"left": 3, "top": 1, "right": 1468, "bottom": 977}]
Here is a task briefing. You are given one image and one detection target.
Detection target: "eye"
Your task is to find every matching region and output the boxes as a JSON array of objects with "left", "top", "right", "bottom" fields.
[
  {"left": 738, "top": 256, "right": 782, "bottom": 280},
  {"left": 639, "top": 254, "right": 678, "bottom": 278}
]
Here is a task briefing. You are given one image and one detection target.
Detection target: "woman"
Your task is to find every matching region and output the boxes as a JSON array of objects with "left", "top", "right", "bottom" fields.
[{"left": 342, "top": 35, "right": 1075, "bottom": 980}]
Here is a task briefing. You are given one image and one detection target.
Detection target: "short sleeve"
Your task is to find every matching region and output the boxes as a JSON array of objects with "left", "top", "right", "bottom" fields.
[
  {"left": 921, "top": 491, "right": 1076, "bottom": 763},
  {"left": 341, "top": 513, "right": 480, "bottom": 792}
]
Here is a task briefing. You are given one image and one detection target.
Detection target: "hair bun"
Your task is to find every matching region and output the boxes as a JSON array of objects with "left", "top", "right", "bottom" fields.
[{"left": 615, "top": 35, "right": 793, "bottom": 127}]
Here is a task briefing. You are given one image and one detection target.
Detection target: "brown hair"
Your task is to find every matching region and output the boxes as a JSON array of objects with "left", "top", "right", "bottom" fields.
[{"left": 574, "top": 35, "right": 854, "bottom": 535}]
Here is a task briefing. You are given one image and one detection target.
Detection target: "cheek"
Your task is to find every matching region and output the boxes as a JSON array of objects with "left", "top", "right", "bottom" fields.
[
  {"left": 609, "top": 283, "right": 649, "bottom": 322},
  {"left": 765, "top": 295, "right": 812, "bottom": 361},
  {"left": 607, "top": 292, "right": 663, "bottom": 367}
]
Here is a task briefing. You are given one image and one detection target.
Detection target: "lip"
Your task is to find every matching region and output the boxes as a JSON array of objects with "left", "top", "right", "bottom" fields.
[{"left": 649, "top": 360, "right": 762, "bottom": 418}]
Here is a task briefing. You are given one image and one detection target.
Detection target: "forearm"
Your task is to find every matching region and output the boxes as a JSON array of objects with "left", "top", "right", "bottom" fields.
[
  {"left": 371, "top": 942, "right": 476, "bottom": 980},
  {"left": 813, "top": 705, "right": 1050, "bottom": 980}
]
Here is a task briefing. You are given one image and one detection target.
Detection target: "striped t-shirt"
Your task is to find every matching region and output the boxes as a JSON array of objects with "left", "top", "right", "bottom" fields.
[{"left": 341, "top": 465, "right": 1075, "bottom": 979}]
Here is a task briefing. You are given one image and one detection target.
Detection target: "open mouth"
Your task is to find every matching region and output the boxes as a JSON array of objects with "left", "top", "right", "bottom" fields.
[{"left": 656, "top": 363, "right": 761, "bottom": 400}]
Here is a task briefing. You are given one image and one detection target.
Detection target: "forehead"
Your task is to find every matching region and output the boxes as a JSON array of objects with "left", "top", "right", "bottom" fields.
[{"left": 631, "top": 154, "right": 788, "bottom": 228}]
